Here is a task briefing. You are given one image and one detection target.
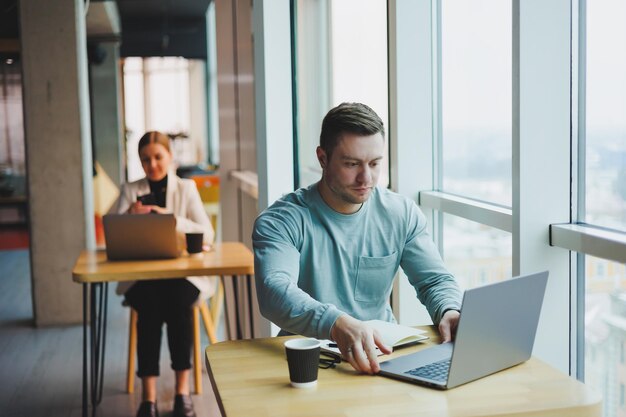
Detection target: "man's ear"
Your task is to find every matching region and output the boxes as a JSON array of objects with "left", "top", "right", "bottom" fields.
[{"left": 316, "top": 146, "right": 327, "bottom": 169}]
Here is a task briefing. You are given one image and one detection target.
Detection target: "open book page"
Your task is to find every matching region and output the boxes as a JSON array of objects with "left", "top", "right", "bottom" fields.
[
  {"left": 365, "top": 320, "right": 429, "bottom": 348},
  {"left": 319, "top": 321, "right": 428, "bottom": 358}
]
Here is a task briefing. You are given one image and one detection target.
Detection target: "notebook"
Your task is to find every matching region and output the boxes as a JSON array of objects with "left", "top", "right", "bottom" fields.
[
  {"left": 103, "top": 213, "right": 179, "bottom": 260},
  {"left": 321, "top": 320, "right": 428, "bottom": 358},
  {"left": 379, "top": 270, "right": 549, "bottom": 389}
]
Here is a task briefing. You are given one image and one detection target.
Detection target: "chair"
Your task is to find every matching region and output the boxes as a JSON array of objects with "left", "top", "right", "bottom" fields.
[
  {"left": 190, "top": 174, "right": 220, "bottom": 236},
  {"left": 126, "top": 279, "right": 224, "bottom": 395}
]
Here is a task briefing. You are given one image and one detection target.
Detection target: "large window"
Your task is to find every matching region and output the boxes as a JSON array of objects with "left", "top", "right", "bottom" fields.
[
  {"left": 0, "top": 57, "right": 25, "bottom": 175},
  {"left": 441, "top": 0, "right": 512, "bottom": 207},
  {"left": 443, "top": 214, "right": 512, "bottom": 291},
  {"left": 0, "top": 57, "right": 27, "bottom": 225},
  {"left": 437, "top": 0, "right": 512, "bottom": 289},
  {"left": 390, "top": 3, "right": 626, "bottom": 414},
  {"left": 584, "top": 256, "right": 626, "bottom": 417},
  {"left": 293, "top": 0, "right": 388, "bottom": 188},
  {"left": 582, "top": 2, "right": 626, "bottom": 415},
  {"left": 584, "top": 0, "right": 626, "bottom": 233},
  {"left": 123, "top": 57, "right": 211, "bottom": 182}
]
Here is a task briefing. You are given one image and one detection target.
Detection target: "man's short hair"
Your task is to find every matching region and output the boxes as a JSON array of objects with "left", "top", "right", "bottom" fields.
[{"left": 319, "top": 102, "right": 385, "bottom": 159}]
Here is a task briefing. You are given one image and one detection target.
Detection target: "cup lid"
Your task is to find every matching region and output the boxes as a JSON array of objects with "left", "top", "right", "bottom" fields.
[{"left": 284, "top": 338, "right": 320, "bottom": 350}]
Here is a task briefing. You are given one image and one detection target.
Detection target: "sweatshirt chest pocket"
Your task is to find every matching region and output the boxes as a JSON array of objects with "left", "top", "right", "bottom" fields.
[{"left": 354, "top": 252, "right": 398, "bottom": 303}]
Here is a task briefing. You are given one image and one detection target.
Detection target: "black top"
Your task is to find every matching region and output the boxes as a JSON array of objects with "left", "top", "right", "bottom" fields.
[{"left": 148, "top": 175, "right": 167, "bottom": 208}]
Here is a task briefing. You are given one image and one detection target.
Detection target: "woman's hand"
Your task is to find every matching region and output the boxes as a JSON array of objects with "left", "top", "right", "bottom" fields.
[
  {"left": 128, "top": 202, "right": 167, "bottom": 214},
  {"left": 128, "top": 201, "right": 152, "bottom": 214},
  {"left": 143, "top": 205, "right": 168, "bottom": 214}
]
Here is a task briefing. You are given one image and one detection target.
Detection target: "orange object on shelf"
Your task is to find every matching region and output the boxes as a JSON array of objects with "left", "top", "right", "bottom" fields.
[
  {"left": 94, "top": 214, "right": 105, "bottom": 246},
  {"left": 191, "top": 175, "right": 220, "bottom": 203}
]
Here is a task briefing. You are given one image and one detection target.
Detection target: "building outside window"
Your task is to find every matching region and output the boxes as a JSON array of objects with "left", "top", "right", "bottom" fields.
[
  {"left": 440, "top": 0, "right": 512, "bottom": 289},
  {"left": 582, "top": 2, "right": 626, "bottom": 416}
]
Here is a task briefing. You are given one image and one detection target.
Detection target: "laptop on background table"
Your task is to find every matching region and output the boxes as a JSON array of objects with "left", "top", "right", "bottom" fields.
[
  {"left": 379, "top": 270, "right": 549, "bottom": 389},
  {"left": 103, "top": 213, "right": 179, "bottom": 260}
]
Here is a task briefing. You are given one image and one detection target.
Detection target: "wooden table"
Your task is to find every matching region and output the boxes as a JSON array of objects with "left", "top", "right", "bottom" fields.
[
  {"left": 205, "top": 326, "right": 601, "bottom": 417},
  {"left": 72, "top": 242, "right": 254, "bottom": 417}
]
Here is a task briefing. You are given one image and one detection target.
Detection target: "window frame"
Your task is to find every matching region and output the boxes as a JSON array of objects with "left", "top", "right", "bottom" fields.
[
  {"left": 390, "top": 0, "right": 626, "bottom": 379},
  {"left": 390, "top": 0, "right": 581, "bottom": 375}
]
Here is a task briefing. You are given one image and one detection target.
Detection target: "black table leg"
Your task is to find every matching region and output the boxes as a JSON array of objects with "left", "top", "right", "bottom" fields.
[
  {"left": 82, "top": 282, "right": 109, "bottom": 417},
  {"left": 82, "top": 283, "right": 88, "bottom": 417},
  {"left": 224, "top": 275, "right": 255, "bottom": 340},
  {"left": 231, "top": 275, "right": 242, "bottom": 339},
  {"left": 247, "top": 275, "right": 254, "bottom": 339}
]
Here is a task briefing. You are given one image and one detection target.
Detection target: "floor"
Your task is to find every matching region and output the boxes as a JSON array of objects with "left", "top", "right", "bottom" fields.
[{"left": 0, "top": 249, "right": 223, "bottom": 417}]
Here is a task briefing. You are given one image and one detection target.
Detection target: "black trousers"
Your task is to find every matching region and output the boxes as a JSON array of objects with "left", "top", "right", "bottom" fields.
[{"left": 125, "top": 279, "right": 200, "bottom": 377}]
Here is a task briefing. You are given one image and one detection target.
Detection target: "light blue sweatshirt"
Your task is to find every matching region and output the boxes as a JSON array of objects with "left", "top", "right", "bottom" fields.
[{"left": 252, "top": 183, "right": 462, "bottom": 339}]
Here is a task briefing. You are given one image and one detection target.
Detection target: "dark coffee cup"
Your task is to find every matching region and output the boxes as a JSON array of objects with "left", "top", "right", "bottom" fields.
[
  {"left": 284, "top": 338, "right": 320, "bottom": 388},
  {"left": 185, "top": 232, "right": 203, "bottom": 254}
]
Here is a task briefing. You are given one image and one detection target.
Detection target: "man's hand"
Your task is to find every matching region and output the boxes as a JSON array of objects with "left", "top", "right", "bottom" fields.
[
  {"left": 330, "top": 315, "right": 392, "bottom": 375},
  {"left": 438, "top": 309, "right": 460, "bottom": 343}
]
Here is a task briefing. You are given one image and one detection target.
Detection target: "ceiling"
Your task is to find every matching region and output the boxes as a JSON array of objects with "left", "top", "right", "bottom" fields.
[
  {"left": 115, "top": 0, "right": 212, "bottom": 58},
  {"left": 0, "top": 0, "right": 213, "bottom": 59},
  {"left": 0, "top": 0, "right": 19, "bottom": 39}
]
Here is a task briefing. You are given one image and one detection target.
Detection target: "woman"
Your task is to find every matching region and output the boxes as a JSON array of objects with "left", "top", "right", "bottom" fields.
[{"left": 109, "top": 131, "right": 215, "bottom": 417}]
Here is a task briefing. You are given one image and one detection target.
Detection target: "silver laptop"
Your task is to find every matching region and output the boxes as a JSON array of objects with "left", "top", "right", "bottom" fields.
[
  {"left": 379, "top": 270, "right": 549, "bottom": 389},
  {"left": 103, "top": 213, "right": 179, "bottom": 260}
]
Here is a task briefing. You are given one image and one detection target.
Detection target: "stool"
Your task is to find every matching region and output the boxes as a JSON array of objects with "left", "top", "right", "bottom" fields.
[{"left": 126, "top": 279, "right": 224, "bottom": 394}]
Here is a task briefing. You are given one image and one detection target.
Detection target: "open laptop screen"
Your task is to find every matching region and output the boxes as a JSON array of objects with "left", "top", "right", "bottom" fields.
[{"left": 103, "top": 213, "right": 179, "bottom": 260}]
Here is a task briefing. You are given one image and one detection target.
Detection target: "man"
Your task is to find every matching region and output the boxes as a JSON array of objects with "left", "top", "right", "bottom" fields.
[{"left": 253, "top": 102, "right": 462, "bottom": 374}]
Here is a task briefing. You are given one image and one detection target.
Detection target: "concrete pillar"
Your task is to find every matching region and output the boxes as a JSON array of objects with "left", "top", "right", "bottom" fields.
[{"left": 21, "top": 0, "right": 95, "bottom": 326}]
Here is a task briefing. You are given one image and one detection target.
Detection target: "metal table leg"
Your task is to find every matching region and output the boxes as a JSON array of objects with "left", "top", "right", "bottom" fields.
[
  {"left": 82, "top": 282, "right": 109, "bottom": 417},
  {"left": 247, "top": 275, "right": 254, "bottom": 339},
  {"left": 223, "top": 275, "right": 255, "bottom": 340},
  {"left": 82, "top": 283, "right": 88, "bottom": 417},
  {"left": 231, "top": 275, "right": 242, "bottom": 339}
]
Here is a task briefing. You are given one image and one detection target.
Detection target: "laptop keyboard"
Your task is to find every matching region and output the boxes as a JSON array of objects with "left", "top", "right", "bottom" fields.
[{"left": 405, "top": 359, "right": 451, "bottom": 382}]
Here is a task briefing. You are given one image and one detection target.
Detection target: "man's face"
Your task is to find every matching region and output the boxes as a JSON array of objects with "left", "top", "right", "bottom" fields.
[{"left": 317, "top": 132, "right": 384, "bottom": 214}]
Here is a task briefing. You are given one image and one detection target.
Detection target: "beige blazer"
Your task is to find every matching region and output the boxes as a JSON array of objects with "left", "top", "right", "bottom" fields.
[{"left": 108, "top": 172, "right": 217, "bottom": 301}]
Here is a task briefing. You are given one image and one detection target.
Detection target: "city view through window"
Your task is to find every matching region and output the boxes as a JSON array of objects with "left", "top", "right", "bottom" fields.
[
  {"left": 584, "top": 1, "right": 626, "bottom": 416},
  {"left": 440, "top": 0, "right": 512, "bottom": 291},
  {"left": 441, "top": 2, "right": 625, "bottom": 415}
]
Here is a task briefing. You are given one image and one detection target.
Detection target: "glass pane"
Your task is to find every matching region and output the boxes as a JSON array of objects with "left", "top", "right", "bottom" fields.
[
  {"left": 441, "top": 0, "right": 512, "bottom": 206},
  {"left": 207, "top": 1, "right": 220, "bottom": 165},
  {"left": 144, "top": 57, "right": 190, "bottom": 138},
  {"left": 584, "top": 255, "right": 626, "bottom": 417},
  {"left": 294, "top": 0, "right": 388, "bottom": 188},
  {"left": 585, "top": 0, "right": 626, "bottom": 232},
  {"left": 0, "top": 57, "right": 25, "bottom": 175},
  {"left": 122, "top": 58, "right": 145, "bottom": 182},
  {"left": 442, "top": 214, "right": 512, "bottom": 291},
  {"left": 123, "top": 57, "right": 205, "bottom": 181}
]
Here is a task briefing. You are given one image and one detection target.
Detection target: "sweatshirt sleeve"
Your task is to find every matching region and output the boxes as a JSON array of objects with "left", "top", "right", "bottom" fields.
[
  {"left": 252, "top": 210, "right": 343, "bottom": 339},
  {"left": 400, "top": 202, "right": 462, "bottom": 324}
]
